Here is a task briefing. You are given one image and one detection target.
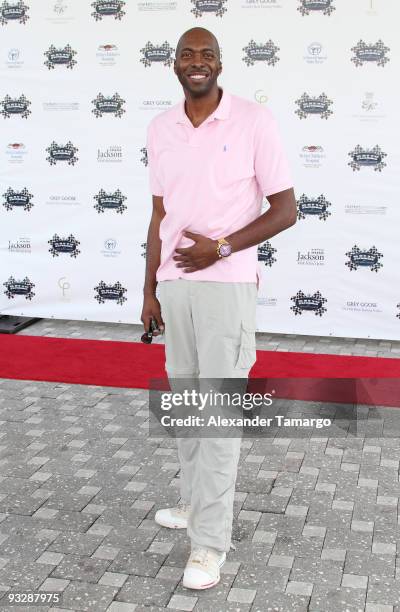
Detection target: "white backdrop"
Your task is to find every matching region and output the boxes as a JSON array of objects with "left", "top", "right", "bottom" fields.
[{"left": 1, "top": 0, "right": 399, "bottom": 339}]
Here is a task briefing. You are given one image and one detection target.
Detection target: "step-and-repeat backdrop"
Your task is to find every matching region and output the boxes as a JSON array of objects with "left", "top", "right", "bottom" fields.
[{"left": 1, "top": 0, "right": 399, "bottom": 339}]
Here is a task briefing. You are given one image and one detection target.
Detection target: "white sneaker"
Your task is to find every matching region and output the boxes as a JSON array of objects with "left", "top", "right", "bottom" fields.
[
  {"left": 154, "top": 503, "right": 191, "bottom": 529},
  {"left": 183, "top": 546, "right": 226, "bottom": 590}
]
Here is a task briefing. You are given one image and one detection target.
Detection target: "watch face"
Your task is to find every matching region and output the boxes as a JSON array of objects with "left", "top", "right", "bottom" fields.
[{"left": 219, "top": 243, "right": 231, "bottom": 257}]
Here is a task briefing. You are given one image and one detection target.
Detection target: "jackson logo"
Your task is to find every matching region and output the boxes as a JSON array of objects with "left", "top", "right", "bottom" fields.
[
  {"left": 297, "top": 0, "right": 335, "bottom": 16},
  {"left": 3, "top": 187, "right": 33, "bottom": 211},
  {"left": 44, "top": 44, "right": 77, "bottom": 69},
  {"left": 257, "top": 241, "right": 277, "bottom": 267},
  {"left": 140, "top": 147, "right": 148, "bottom": 166},
  {"left": 46, "top": 141, "right": 78, "bottom": 165},
  {"left": 295, "top": 93, "right": 333, "bottom": 119},
  {"left": 243, "top": 40, "right": 280, "bottom": 67},
  {"left": 92, "top": 93, "right": 125, "bottom": 117},
  {"left": 348, "top": 145, "right": 386, "bottom": 172},
  {"left": 351, "top": 40, "right": 390, "bottom": 68},
  {"left": 140, "top": 42, "right": 174, "bottom": 67},
  {"left": 4, "top": 276, "right": 35, "bottom": 300},
  {"left": 291, "top": 290, "right": 327, "bottom": 316},
  {"left": 1, "top": 94, "right": 31, "bottom": 118},
  {"left": 94, "top": 189, "right": 127, "bottom": 214},
  {"left": 297, "top": 194, "right": 331, "bottom": 220},
  {"left": 345, "top": 245, "right": 383, "bottom": 272},
  {"left": 191, "top": 0, "right": 227, "bottom": 18},
  {"left": 94, "top": 281, "right": 127, "bottom": 305},
  {"left": 48, "top": 234, "right": 80, "bottom": 258},
  {"left": 141, "top": 242, "right": 147, "bottom": 258},
  {"left": 0, "top": 1, "right": 29, "bottom": 25},
  {"left": 91, "top": 0, "right": 125, "bottom": 20}
]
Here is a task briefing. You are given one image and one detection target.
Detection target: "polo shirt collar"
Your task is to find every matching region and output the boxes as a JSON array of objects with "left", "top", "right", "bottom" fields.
[{"left": 175, "top": 88, "right": 231, "bottom": 125}]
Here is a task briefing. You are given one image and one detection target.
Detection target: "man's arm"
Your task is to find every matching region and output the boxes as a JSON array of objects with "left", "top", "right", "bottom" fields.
[
  {"left": 141, "top": 195, "right": 166, "bottom": 332},
  {"left": 173, "top": 188, "right": 297, "bottom": 273}
]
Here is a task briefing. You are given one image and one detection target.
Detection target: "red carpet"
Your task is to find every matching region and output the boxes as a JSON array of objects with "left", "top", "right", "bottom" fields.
[{"left": 0, "top": 334, "right": 399, "bottom": 406}]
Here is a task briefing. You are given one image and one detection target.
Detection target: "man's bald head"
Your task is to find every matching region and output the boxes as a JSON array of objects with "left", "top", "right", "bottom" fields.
[{"left": 176, "top": 27, "right": 221, "bottom": 61}]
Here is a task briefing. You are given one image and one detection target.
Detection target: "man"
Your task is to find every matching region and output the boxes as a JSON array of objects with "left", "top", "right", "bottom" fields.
[{"left": 142, "top": 27, "right": 296, "bottom": 590}]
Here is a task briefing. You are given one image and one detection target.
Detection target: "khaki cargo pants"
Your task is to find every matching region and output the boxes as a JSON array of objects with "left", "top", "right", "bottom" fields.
[{"left": 158, "top": 279, "right": 257, "bottom": 553}]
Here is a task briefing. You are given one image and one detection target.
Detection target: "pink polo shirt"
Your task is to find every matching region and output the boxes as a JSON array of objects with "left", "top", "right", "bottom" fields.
[{"left": 146, "top": 89, "right": 293, "bottom": 283}]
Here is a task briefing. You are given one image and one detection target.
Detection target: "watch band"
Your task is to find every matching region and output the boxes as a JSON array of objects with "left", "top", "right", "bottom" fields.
[{"left": 216, "top": 237, "right": 232, "bottom": 258}]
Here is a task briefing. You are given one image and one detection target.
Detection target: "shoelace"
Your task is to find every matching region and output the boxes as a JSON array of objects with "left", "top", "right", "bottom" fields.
[{"left": 176, "top": 503, "right": 190, "bottom": 514}]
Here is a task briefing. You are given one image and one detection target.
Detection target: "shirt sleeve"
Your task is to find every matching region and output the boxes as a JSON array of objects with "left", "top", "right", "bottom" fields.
[
  {"left": 253, "top": 107, "right": 294, "bottom": 197},
  {"left": 146, "top": 121, "right": 164, "bottom": 197}
]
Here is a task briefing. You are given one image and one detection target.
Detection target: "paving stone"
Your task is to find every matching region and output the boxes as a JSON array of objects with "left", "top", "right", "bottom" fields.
[
  {"left": 167, "top": 594, "right": 198, "bottom": 610},
  {"left": 309, "top": 584, "right": 367, "bottom": 611},
  {"left": 116, "top": 575, "right": 175, "bottom": 607},
  {"left": 50, "top": 553, "right": 111, "bottom": 582},
  {"left": 252, "top": 591, "right": 310, "bottom": 611},
  {"left": 109, "top": 550, "right": 165, "bottom": 577},
  {"left": 59, "top": 580, "right": 118, "bottom": 611},
  {"left": 342, "top": 573, "right": 368, "bottom": 589}
]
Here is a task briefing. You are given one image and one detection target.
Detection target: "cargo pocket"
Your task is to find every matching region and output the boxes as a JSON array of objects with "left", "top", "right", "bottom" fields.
[{"left": 235, "top": 321, "right": 256, "bottom": 370}]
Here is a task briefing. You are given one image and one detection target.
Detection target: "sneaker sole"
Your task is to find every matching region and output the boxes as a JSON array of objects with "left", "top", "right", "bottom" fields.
[
  {"left": 154, "top": 517, "right": 187, "bottom": 529},
  {"left": 182, "top": 555, "right": 225, "bottom": 590}
]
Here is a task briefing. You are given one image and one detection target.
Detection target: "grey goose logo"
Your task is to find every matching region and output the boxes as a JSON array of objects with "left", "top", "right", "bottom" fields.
[
  {"left": 348, "top": 146, "right": 387, "bottom": 172},
  {"left": 298, "top": 0, "right": 335, "bottom": 16},
  {"left": 140, "top": 147, "right": 148, "bottom": 166},
  {"left": 1, "top": 94, "right": 31, "bottom": 118},
  {"left": 91, "top": 0, "right": 125, "bottom": 20},
  {"left": 291, "top": 290, "right": 327, "bottom": 316},
  {"left": 297, "top": 194, "right": 331, "bottom": 221},
  {"left": 295, "top": 93, "right": 333, "bottom": 119},
  {"left": 243, "top": 40, "right": 280, "bottom": 67},
  {"left": 140, "top": 42, "right": 174, "bottom": 67},
  {"left": 44, "top": 44, "right": 77, "bottom": 69},
  {"left": 191, "top": 0, "right": 227, "bottom": 17},
  {"left": 48, "top": 234, "right": 80, "bottom": 258},
  {"left": 345, "top": 246, "right": 383, "bottom": 272},
  {"left": 258, "top": 241, "right": 277, "bottom": 267},
  {"left": 141, "top": 242, "right": 147, "bottom": 258},
  {"left": 351, "top": 40, "right": 390, "bottom": 68},
  {"left": 4, "top": 276, "right": 35, "bottom": 300},
  {"left": 3, "top": 187, "right": 33, "bottom": 211},
  {"left": 92, "top": 93, "right": 125, "bottom": 117},
  {"left": 46, "top": 141, "right": 78, "bottom": 165},
  {"left": 94, "top": 281, "right": 127, "bottom": 305},
  {"left": 0, "top": 1, "right": 29, "bottom": 25},
  {"left": 94, "top": 189, "right": 127, "bottom": 213}
]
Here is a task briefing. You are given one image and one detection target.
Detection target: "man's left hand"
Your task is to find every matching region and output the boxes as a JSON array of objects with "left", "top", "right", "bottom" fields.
[{"left": 173, "top": 231, "right": 219, "bottom": 273}]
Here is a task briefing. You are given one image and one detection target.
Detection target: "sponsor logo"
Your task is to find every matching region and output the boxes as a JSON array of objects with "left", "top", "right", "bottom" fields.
[
  {"left": 297, "top": 194, "right": 331, "bottom": 221},
  {"left": 94, "top": 189, "right": 127, "bottom": 214},
  {"left": 91, "top": 0, "right": 125, "bottom": 20},
  {"left": 3, "top": 187, "right": 33, "bottom": 211},
  {"left": 362, "top": 91, "right": 378, "bottom": 112},
  {"left": 353, "top": 92, "right": 385, "bottom": 123},
  {"left": 58, "top": 276, "right": 70, "bottom": 298},
  {"left": 243, "top": 40, "right": 280, "bottom": 67},
  {"left": 97, "top": 145, "right": 123, "bottom": 163},
  {"left": 8, "top": 236, "right": 31, "bottom": 253},
  {"left": 304, "top": 42, "right": 327, "bottom": 64},
  {"left": 42, "top": 101, "right": 80, "bottom": 112},
  {"left": 46, "top": 141, "right": 78, "bottom": 166},
  {"left": 46, "top": 194, "right": 79, "bottom": 206},
  {"left": 345, "top": 204, "right": 387, "bottom": 216},
  {"left": 4, "top": 276, "right": 35, "bottom": 300},
  {"left": 1, "top": 94, "right": 31, "bottom": 118},
  {"left": 6, "top": 47, "right": 24, "bottom": 68},
  {"left": 141, "top": 242, "right": 147, "bottom": 258},
  {"left": 44, "top": 44, "right": 77, "bottom": 69},
  {"left": 297, "top": 248, "right": 325, "bottom": 266},
  {"left": 297, "top": 0, "right": 335, "bottom": 16},
  {"left": 140, "top": 147, "right": 148, "bottom": 166},
  {"left": 295, "top": 93, "right": 333, "bottom": 119},
  {"left": 140, "top": 99, "right": 173, "bottom": 111},
  {"left": 291, "top": 290, "right": 327, "bottom": 316},
  {"left": 92, "top": 93, "right": 126, "bottom": 118},
  {"left": 8, "top": 47, "right": 19, "bottom": 60},
  {"left": 257, "top": 241, "right": 277, "bottom": 267},
  {"left": 345, "top": 246, "right": 383, "bottom": 272},
  {"left": 140, "top": 41, "right": 174, "bottom": 67},
  {"left": 96, "top": 43, "right": 120, "bottom": 66},
  {"left": 300, "top": 145, "right": 325, "bottom": 168},
  {"left": 348, "top": 145, "right": 387, "bottom": 172},
  {"left": 138, "top": 1, "right": 177, "bottom": 10},
  {"left": 94, "top": 281, "right": 127, "bottom": 305},
  {"left": 0, "top": 1, "right": 30, "bottom": 25},
  {"left": 6, "top": 142, "right": 27, "bottom": 164},
  {"left": 54, "top": 0, "right": 67, "bottom": 14},
  {"left": 48, "top": 234, "right": 80, "bottom": 257},
  {"left": 254, "top": 90, "right": 268, "bottom": 104},
  {"left": 47, "top": 1, "right": 73, "bottom": 23},
  {"left": 257, "top": 297, "right": 278, "bottom": 307},
  {"left": 191, "top": 0, "right": 227, "bottom": 17},
  {"left": 343, "top": 301, "right": 382, "bottom": 314},
  {"left": 242, "top": 0, "right": 282, "bottom": 8},
  {"left": 102, "top": 238, "right": 121, "bottom": 257},
  {"left": 351, "top": 40, "right": 389, "bottom": 67}
]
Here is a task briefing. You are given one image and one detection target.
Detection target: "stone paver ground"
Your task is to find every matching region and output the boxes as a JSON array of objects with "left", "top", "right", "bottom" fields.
[{"left": 0, "top": 319, "right": 399, "bottom": 611}]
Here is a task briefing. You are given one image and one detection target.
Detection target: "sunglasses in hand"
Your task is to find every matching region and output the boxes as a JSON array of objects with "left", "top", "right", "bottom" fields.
[{"left": 141, "top": 317, "right": 161, "bottom": 344}]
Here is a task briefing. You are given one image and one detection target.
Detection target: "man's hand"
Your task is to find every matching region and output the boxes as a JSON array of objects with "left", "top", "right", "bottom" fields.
[
  {"left": 173, "top": 231, "right": 219, "bottom": 273},
  {"left": 141, "top": 293, "right": 164, "bottom": 335}
]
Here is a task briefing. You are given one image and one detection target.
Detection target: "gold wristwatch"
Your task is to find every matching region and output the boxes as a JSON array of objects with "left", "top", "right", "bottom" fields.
[{"left": 216, "top": 238, "right": 232, "bottom": 258}]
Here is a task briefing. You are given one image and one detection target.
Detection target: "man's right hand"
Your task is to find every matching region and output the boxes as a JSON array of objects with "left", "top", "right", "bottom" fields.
[{"left": 141, "top": 293, "right": 165, "bottom": 335}]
